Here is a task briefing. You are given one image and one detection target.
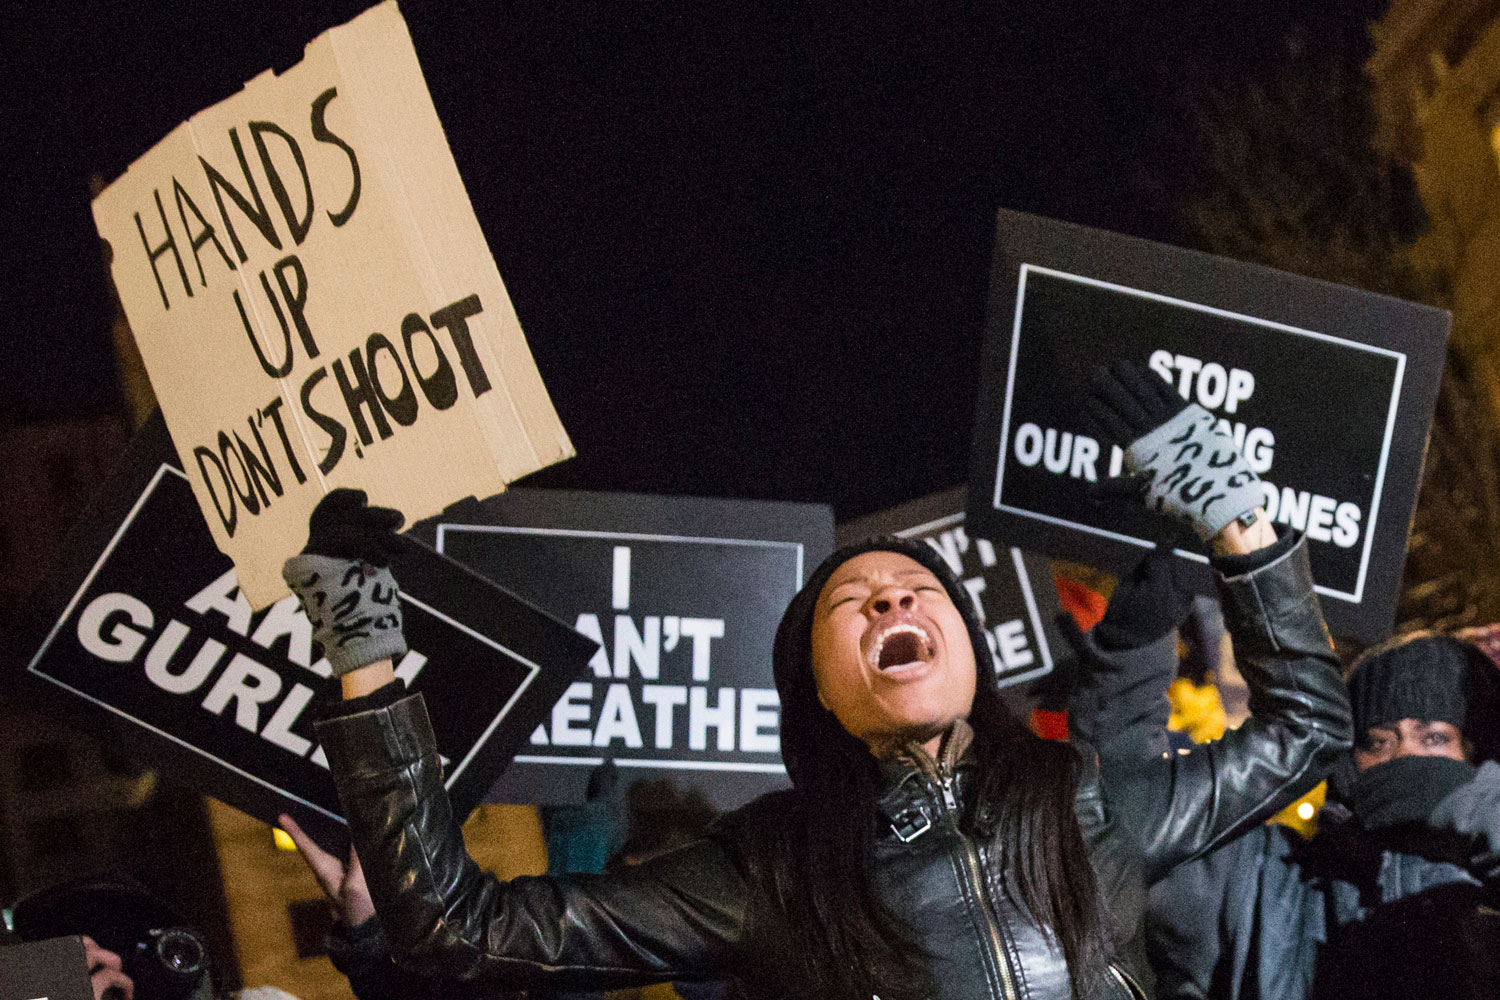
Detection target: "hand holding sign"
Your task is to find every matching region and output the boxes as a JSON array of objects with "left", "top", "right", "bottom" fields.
[
  {"left": 303, "top": 488, "right": 406, "bottom": 567},
  {"left": 966, "top": 210, "right": 1449, "bottom": 639},
  {"left": 279, "top": 813, "right": 376, "bottom": 929},
  {"left": 283, "top": 490, "right": 408, "bottom": 678},
  {"left": 90, "top": 3, "right": 575, "bottom": 608},
  {"left": 1086, "top": 360, "right": 1265, "bottom": 543}
]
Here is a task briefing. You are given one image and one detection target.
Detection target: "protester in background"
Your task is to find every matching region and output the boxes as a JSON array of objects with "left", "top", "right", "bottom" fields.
[
  {"left": 8, "top": 876, "right": 227, "bottom": 1000},
  {"left": 541, "top": 761, "right": 625, "bottom": 877},
  {"left": 282, "top": 360, "right": 1350, "bottom": 1000},
  {"left": 1071, "top": 583, "right": 1500, "bottom": 999}
]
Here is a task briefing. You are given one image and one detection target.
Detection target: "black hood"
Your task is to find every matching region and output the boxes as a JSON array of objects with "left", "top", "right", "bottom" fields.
[{"left": 772, "top": 535, "right": 992, "bottom": 789}]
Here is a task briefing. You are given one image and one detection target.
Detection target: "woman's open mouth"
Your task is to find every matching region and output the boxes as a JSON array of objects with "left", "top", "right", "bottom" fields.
[{"left": 865, "top": 615, "right": 936, "bottom": 673}]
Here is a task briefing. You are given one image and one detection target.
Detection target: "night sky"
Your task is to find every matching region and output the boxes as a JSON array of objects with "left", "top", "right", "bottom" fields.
[{"left": 4, "top": 0, "right": 1389, "bottom": 521}]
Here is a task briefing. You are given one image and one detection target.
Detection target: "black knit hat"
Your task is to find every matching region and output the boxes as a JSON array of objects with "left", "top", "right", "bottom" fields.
[
  {"left": 771, "top": 535, "right": 992, "bottom": 788},
  {"left": 1348, "top": 633, "right": 1500, "bottom": 760}
]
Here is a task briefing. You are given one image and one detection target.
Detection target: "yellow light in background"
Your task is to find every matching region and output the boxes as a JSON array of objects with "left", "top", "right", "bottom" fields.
[
  {"left": 273, "top": 827, "right": 297, "bottom": 851},
  {"left": 1270, "top": 781, "right": 1325, "bottom": 837},
  {"left": 1166, "top": 678, "right": 1229, "bottom": 744}
]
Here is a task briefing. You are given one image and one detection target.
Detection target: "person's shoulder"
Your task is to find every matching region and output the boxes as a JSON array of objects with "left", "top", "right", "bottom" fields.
[
  {"left": 680, "top": 790, "right": 802, "bottom": 891},
  {"left": 713, "top": 789, "right": 803, "bottom": 834}
]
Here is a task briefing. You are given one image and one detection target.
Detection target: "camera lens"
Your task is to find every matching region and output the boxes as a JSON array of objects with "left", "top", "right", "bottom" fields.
[{"left": 153, "top": 928, "right": 206, "bottom": 976}]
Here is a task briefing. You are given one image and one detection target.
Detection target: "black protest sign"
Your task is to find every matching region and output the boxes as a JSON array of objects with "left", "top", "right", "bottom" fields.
[
  {"left": 409, "top": 490, "right": 834, "bottom": 809},
  {"left": 839, "top": 489, "right": 1065, "bottom": 688},
  {"left": 966, "top": 210, "right": 1449, "bottom": 641},
  {"left": 8, "top": 414, "right": 597, "bottom": 848}
]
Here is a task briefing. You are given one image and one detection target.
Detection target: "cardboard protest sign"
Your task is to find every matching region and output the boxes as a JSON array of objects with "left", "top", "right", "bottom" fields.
[
  {"left": 409, "top": 490, "right": 834, "bottom": 809},
  {"left": 8, "top": 414, "right": 597, "bottom": 848},
  {"left": 967, "top": 210, "right": 1449, "bottom": 641},
  {"left": 839, "top": 488, "right": 1064, "bottom": 688},
  {"left": 91, "top": 2, "right": 573, "bottom": 609}
]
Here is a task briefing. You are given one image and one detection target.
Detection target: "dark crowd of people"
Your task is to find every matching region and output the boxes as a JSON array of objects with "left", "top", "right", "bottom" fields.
[{"left": 10, "top": 359, "right": 1500, "bottom": 999}]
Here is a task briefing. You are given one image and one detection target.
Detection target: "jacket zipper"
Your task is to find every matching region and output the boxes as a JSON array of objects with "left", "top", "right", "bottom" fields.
[
  {"left": 939, "top": 774, "right": 1019, "bottom": 1000},
  {"left": 1108, "top": 963, "right": 1146, "bottom": 999}
]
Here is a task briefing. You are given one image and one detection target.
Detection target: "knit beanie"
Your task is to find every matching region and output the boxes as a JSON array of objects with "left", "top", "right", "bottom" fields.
[{"left": 1347, "top": 633, "right": 1500, "bottom": 761}]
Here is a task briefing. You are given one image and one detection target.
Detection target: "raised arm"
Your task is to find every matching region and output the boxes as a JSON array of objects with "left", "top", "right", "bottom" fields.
[
  {"left": 283, "top": 490, "right": 755, "bottom": 990},
  {"left": 1102, "top": 528, "right": 1351, "bottom": 882},
  {"left": 316, "top": 690, "right": 752, "bottom": 989},
  {"left": 1083, "top": 361, "right": 1352, "bottom": 883}
]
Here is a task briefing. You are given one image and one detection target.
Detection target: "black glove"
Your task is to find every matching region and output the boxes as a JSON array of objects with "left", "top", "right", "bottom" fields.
[
  {"left": 1086, "top": 358, "right": 1189, "bottom": 445},
  {"left": 303, "top": 487, "right": 406, "bottom": 566},
  {"left": 282, "top": 489, "right": 407, "bottom": 677},
  {"left": 1093, "top": 549, "right": 1197, "bottom": 652},
  {"left": 1086, "top": 360, "right": 1264, "bottom": 541},
  {"left": 1352, "top": 755, "right": 1478, "bottom": 847}
]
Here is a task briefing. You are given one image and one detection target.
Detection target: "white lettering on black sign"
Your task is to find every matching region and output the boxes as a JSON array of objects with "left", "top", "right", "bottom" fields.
[
  {"left": 990, "top": 265, "right": 1404, "bottom": 600},
  {"left": 436, "top": 526, "right": 800, "bottom": 776}
]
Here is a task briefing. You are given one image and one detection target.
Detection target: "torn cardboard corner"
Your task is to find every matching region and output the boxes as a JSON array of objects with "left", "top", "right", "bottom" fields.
[{"left": 90, "top": 1, "right": 573, "bottom": 609}]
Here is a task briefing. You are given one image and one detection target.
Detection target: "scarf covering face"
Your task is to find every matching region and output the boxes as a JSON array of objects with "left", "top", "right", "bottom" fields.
[{"left": 1351, "top": 755, "right": 1478, "bottom": 833}]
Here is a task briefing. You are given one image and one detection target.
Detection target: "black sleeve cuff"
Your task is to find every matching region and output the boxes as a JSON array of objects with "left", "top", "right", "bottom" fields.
[
  {"left": 318, "top": 681, "right": 407, "bottom": 722},
  {"left": 1209, "top": 522, "right": 1297, "bottom": 577}
]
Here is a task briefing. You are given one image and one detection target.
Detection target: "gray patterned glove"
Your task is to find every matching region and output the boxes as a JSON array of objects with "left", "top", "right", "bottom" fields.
[
  {"left": 282, "top": 489, "right": 407, "bottom": 677},
  {"left": 283, "top": 555, "right": 406, "bottom": 676},
  {"left": 1127, "top": 405, "right": 1264, "bottom": 540},
  {"left": 1087, "top": 360, "right": 1264, "bottom": 541}
]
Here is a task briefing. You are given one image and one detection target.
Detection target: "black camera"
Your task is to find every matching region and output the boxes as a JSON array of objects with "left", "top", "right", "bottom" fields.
[
  {"left": 125, "top": 926, "right": 214, "bottom": 1000},
  {"left": 9, "top": 876, "right": 221, "bottom": 1000}
]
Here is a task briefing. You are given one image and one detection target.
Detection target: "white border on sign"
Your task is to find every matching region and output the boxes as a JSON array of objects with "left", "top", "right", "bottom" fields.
[
  {"left": 991, "top": 264, "right": 1408, "bottom": 605},
  {"left": 26, "top": 464, "right": 542, "bottom": 824},
  {"left": 398, "top": 591, "right": 542, "bottom": 785},
  {"left": 894, "top": 511, "right": 1054, "bottom": 688},
  {"left": 437, "top": 522, "right": 804, "bottom": 776}
]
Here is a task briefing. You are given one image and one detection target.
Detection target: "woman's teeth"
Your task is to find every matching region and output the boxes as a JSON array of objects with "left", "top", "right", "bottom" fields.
[{"left": 871, "top": 623, "right": 933, "bottom": 670}]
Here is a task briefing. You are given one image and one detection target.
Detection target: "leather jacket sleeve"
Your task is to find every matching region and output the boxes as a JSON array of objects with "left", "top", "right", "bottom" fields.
[
  {"left": 315, "top": 694, "right": 753, "bottom": 990},
  {"left": 1090, "top": 533, "right": 1353, "bottom": 884},
  {"left": 1066, "top": 629, "right": 1177, "bottom": 764},
  {"left": 326, "top": 916, "right": 502, "bottom": 1000}
]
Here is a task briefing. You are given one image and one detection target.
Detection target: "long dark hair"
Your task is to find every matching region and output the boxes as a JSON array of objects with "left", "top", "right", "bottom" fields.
[{"left": 750, "top": 537, "right": 1108, "bottom": 999}]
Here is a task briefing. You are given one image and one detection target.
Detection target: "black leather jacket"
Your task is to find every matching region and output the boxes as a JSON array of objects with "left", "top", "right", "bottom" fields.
[
  {"left": 1066, "top": 559, "right": 1500, "bottom": 1000},
  {"left": 316, "top": 534, "right": 1350, "bottom": 1000}
]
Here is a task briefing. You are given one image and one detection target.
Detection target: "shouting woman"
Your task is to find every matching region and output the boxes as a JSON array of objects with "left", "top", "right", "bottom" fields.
[{"left": 288, "top": 362, "right": 1350, "bottom": 999}]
